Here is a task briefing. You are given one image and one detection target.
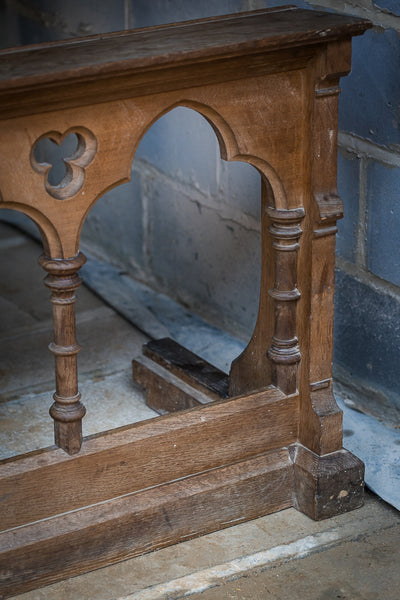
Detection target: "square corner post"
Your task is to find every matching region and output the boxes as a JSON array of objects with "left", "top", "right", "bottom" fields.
[
  {"left": 293, "top": 37, "right": 365, "bottom": 519},
  {"left": 226, "top": 35, "right": 368, "bottom": 520}
]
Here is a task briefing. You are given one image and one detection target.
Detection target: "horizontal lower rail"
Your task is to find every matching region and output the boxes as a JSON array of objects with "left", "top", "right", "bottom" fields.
[
  {"left": 0, "top": 386, "right": 298, "bottom": 529},
  {"left": 0, "top": 448, "right": 293, "bottom": 597}
]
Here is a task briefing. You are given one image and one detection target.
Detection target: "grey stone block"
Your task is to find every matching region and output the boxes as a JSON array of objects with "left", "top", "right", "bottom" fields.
[
  {"left": 16, "top": 0, "right": 126, "bottom": 45},
  {"left": 130, "top": 0, "right": 243, "bottom": 27},
  {"left": 147, "top": 176, "right": 260, "bottom": 339},
  {"left": 135, "top": 107, "right": 219, "bottom": 197},
  {"left": 81, "top": 169, "right": 145, "bottom": 276},
  {"left": 219, "top": 160, "right": 261, "bottom": 220},
  {"left": 0, "top": 2, "right": 21, "bottom": 49},
  {"left": 130, "top": 0, "right": 314, "bottom": 27},
  {"left": 336, "top": 150, "right": 360, "bottom": 263},
  {"left": 17, "top": 9, "right": 64, "bottom": 46},
  {"left": 339, "top": 28, "right": 400, "bottom": 148},
  {"left": 366, "top": 161, "right": 400, "bottom": 286},
  {"left": 374, "top": 0, "right": 400, "bottom": 15},
  {"left": 334, "top": 269, "right": 400, "bottom": 410}
]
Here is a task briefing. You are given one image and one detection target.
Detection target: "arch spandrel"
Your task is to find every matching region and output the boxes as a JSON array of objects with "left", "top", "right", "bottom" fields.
[
  {"left": 0, "top": 70, "right": 307, "bottom": 258},
  {"left": 0, "top": 100, "right": 150, "bottom": 258},
  {"left": 177, "top": 70, "right": 308, "bottom": 212}
]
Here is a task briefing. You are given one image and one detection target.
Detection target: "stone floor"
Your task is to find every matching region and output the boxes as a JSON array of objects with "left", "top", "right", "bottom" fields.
[
  {"left": 0, "top": 222, "right": 156, "bottom": 459},
  {"left": 1, "top": 222, "right": 399, "bottom": 600}
]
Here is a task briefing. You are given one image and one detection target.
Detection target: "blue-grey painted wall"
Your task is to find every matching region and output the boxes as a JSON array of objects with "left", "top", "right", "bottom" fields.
[{"left": 1, "top": 0, "right": 399, "bottom": 419}]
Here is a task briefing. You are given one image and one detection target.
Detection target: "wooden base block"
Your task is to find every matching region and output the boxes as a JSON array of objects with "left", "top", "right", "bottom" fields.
[
  {"left": 53, "top": 417, "right": 83, "bottom": 455},
  {"left": 144, "top": 338, "right": 230, "bottom": 399},
  {"left": 132, "top": 354, "right": 214, "bottom": 414},
  {"left": 291, "top": 443, "right": 365, "bottom": 520},
  {"left": 132, "top": 338, "right": 230, "bottom": 414}
]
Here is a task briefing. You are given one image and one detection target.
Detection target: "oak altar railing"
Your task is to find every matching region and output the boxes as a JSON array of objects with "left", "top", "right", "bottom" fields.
[{"left": 0, "top": 7, "right": 371, "bottom": 596}]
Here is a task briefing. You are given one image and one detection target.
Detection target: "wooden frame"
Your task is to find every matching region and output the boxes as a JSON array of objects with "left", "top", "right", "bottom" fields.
[{"left": 0, "top": 7, "right": 371, "bottom": 596}]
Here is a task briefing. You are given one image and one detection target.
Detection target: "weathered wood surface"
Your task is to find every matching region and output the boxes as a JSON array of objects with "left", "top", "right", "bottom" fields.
[
  {"left": 144, "top": 338, "right": 229, "bottom": 399},
  {"left": 0, "top": 448, "right": 292, "bottom": 598},
  {"left": 133, "top": 354, "right": 216, "bottom": 414},
  {"left": 0, "top": 7, "right": 370, "bottom": 96},
  {"left": 1, "top": 386, "right": 297, "bottom": 530},
  {"left": 292, "top": 444, "right": 365, "bottom": 520}
]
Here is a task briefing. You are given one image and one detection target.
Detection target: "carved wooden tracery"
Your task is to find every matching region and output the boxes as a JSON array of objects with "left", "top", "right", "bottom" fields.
[
  {"left": 31, "top": 128, "right": 97, "bottom": 200},
  {"left": 0, "top": 7, "right": 371, "bottom": 596}
]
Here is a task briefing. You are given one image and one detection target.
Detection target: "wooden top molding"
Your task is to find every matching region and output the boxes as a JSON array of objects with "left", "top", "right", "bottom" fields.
[{"left": 0, "top": 6, "right": 371, "bottom": 118}]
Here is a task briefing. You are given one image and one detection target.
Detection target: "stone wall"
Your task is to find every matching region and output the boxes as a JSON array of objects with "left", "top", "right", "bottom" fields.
[{"left": 312, "top": 0, "right": 400, "bottom": 417}]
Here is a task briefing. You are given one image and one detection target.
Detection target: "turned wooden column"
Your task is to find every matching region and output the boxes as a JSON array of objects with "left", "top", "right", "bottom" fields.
[
  {"left": 38, "top": 252, "right": 87, "bottom": 455},
  {"left": 266, "top": 206, "right": 305, "bottom": 395}
]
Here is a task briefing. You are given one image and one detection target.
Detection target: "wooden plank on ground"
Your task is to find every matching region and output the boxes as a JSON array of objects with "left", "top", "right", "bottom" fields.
[
  {"left": 143, "top": 337, "right": 230, "bottom": 399},
  {"left": 132, "top": 354, "right": 215, "bottom": 414}
]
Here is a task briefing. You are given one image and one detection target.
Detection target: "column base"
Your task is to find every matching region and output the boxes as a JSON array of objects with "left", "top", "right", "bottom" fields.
[
  {"left": 291, "top": 443, "right": 365, "bottom": 520},
  {"left": 53, "top": 419, "right": 83, "bottom": 455}
]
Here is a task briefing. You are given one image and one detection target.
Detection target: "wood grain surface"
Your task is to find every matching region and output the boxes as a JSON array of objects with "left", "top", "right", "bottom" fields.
[
  {"left": 0, "top": 7, "right": 370, "bottom": 91},
  {"left": 1, "top": 386, "right": 297, "bottom": 530},
  {"left": 0, "top": 449, "right": 292, "bottom": 597}
]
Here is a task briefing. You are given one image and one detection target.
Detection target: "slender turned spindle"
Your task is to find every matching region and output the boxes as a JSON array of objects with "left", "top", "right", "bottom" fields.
[
  {"left": 38, "top": 252, "right": 87, "bottom": 455},
  {"left": 266, "top": 207, "right": 305, "bottom": 395}
]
